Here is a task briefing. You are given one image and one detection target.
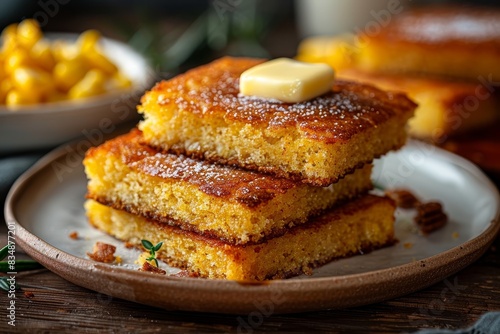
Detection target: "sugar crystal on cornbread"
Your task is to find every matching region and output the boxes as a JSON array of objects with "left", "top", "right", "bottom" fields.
[
  {"left": 85, "top": 194, "right": 395, "bottom": 281},
  {"left": 84, "top": 129, "right": 373, "bottom": 245},
  {"left": 138, "top": 57, "right": 416, "bottom": 186}
]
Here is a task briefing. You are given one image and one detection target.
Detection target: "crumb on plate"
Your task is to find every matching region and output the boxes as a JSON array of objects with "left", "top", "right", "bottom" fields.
[
  {"left": 87, "top": 242, "right": 117, "bottom": 263},
  {"left": 403, "top": 242, "right": 413, "bottom": 249},
  {"left": 385, "top": 188, "right": 420, "bottom": 209},
  {"left": 139, "top": 262, "right": 166, "bottom": 275}
]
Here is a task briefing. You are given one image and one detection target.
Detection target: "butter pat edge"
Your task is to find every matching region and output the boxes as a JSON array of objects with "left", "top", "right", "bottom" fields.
[{"left": 239, "top": 58, "right": 335, "bottom": 103}]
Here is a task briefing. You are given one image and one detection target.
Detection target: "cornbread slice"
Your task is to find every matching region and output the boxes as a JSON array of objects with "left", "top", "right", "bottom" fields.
[
  {"left": 356, "top": 7, "right": 500, "bottom": 81},
  {"left": 338, "top": 69, "right": 500, "bottom": 140},
  {"left": 84, "top": 129, "right": 373, "bottom": 245},
  {"left": 138, "top": 57, "right": 415, "bottom": 186},
  {"left": 85, "top": 195, "right": 396, "bottom": 281},
  {"left": 296, "top": 34, "right": 358, "bottom": 71}
]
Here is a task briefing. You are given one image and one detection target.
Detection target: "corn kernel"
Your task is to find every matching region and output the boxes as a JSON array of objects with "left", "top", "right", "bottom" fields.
[
  {"left": 1, "top": 23, "right": 18, "bottom": 40},
  {"left": 1, "top": 19, "right": 132, "bottom": 105},
  {"left": 106, "top": 72, "right": 132, "bottom": 90},
  {"left": 4, "top": 48, "right": 33, "bottom": 74},
  {"left": 77, "top": 29, "right": 101, "bottom": 52},
  {"left": 53, "top": 59, "right": 87, "bottom": 92},
  {"left": 30, "top": 40, "right": 56, "bottom": 71},
  {"left": 12, "top": 67, "right": 54, "bottom": 96},
  {"left": 17, "top": 19, "right": 42, "bottom": 49},
  {"left": 0, "top": 79, "right": 13, "bottom": 103},
  {"left": 45, "top": 91, "right": 67, "bottom": 103},
  {"left": 1, "top": 23, "right": 19, "bottom": 52},
  {"left": 84, "top": 50, "right": 118, "bottom": 75},
  {"left": 0, "top": 60, "right": 5, "bottom": 80},
  {"left": 6, "top": 89, "right": 41, "bottom": 106},
  {"left": 51, "top": 41, "right": 79, "bottom": 62},
  {"left": 68, "top": 69, "right": 106, "bottom": 99}
]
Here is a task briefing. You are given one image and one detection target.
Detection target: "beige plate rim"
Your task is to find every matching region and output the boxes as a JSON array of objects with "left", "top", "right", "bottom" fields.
[{"left": 5, "top": 139, "right": 500, "bottom": 314}]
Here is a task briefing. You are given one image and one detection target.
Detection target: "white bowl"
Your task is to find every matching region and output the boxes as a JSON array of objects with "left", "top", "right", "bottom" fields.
[{"left": 0, "top": 33, "right": 154, "bottom": 154}]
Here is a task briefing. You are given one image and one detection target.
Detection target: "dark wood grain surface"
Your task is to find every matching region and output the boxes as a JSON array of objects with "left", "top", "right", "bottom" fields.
[{"left": 0, "top": 214, "right": 498, "bottom": 333}]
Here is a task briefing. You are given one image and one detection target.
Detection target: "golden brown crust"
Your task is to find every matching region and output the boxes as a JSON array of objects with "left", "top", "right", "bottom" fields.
[
  {"left": 143, "top": 57, "right": 416, "bottom": 144},
  {"left": 167, "top": 141, "right": 397, "bottom": 186},
  {"left": 367, "top": 6, "right": 500, "bottom": 53},
  {"left": 86, "top": 129, "right": 300, "bottom": 206}
]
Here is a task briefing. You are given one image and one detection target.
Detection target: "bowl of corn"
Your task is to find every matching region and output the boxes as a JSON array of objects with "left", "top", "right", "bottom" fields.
[{"left": 0, "top": 20, "right": 153, "bottom": 154}]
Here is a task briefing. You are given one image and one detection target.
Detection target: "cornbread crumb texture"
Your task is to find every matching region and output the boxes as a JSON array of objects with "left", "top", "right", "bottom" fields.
[
  {"left": 85, "top": 195, "right": 395, "bottom": 281},
  {"left": 138, "top": 57, "right": 415, "bottom": 185},
  {"left": 84, "top": 129, "right": 373, "bottom": 244}
]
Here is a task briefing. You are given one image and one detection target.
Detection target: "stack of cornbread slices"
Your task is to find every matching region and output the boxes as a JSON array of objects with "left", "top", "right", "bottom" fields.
[{"left": 84, "top": 57, "right": 416, "bottom": 281}]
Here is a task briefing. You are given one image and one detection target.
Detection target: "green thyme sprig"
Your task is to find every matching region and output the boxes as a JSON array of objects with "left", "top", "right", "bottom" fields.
[
  {"left": 0, "top": 245, "right": 8, "bottom": 260},
  {"left": 0, "top": 277, "right": 15, "bottom": 291},
  {"left": 141, "top": 240, "right": 163, "bottom": 267},
  {"left": 0, "top": 245, "right": 44, "bottom": 292}
]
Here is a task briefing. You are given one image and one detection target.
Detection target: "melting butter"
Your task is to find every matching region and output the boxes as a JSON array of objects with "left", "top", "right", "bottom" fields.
[{"left": 239, "top": 58, "right": 335, "bottom": 103}]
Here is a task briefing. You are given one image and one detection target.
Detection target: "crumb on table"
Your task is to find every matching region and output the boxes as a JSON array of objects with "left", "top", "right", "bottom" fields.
[
  {"left": 69, "top": 231, "right": 79, "bottom": 240},
  {"left": 24, "top": 291, "right": 35, "bottom": 299}
]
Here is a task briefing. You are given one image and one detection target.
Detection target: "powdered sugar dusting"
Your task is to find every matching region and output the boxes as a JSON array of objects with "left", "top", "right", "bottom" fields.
[{"left": 130, "top": 147, "right": 297, "bottom": 199}]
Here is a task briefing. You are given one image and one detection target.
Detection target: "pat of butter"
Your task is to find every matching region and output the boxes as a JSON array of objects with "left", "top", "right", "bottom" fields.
[{"left": 239, "top": 58, "right": 335, "bottom": 103}]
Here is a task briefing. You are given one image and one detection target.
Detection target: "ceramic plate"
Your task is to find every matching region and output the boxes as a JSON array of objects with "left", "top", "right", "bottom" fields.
[
  {"left": 5, "top": 140, "right": 500, "bottom": 314},
  {"left": 0, "top": 33, "right": 153, "bottom": 154}
]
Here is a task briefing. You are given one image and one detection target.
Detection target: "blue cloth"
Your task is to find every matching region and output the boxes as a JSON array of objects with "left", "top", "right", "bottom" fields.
[{"left": 415, "top": 312, "right": 500, "bottom": 334}]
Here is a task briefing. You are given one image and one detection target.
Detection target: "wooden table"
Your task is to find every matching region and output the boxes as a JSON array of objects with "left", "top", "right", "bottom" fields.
[{"left": 0, "top": 211, "right": 498, "bottom": 333}]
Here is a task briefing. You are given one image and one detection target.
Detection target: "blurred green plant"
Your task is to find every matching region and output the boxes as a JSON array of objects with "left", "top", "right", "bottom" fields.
[{"left": 126, "top": 0, "right": 282, "bottom": 75}]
